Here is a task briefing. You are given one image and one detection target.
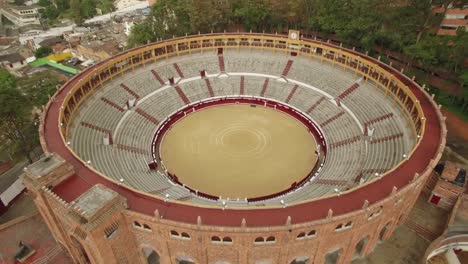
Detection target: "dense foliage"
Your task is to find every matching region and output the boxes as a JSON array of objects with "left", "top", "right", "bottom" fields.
[
  {"left": 0, "top": 70, "right": 63, "bottom": 163},
  {"left": 38, "top": 0, "right": 114, "bottom": 24},
  {"left": 34, "top": 46, "right": 52, "bottom": 58},
  {"left": 127, "top": 0, "right": 468, "bottom": 116}
]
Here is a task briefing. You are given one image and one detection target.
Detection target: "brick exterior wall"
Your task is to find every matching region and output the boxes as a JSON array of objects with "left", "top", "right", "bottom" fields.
[
  {"left": 26, "top": 34, "right": 447, "bottom": 264},
  {"left": 23, "top": 155, "right": 431, "bottom": 264}
]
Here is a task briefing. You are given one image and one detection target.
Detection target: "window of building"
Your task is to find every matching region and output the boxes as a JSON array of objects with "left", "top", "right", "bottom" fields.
[
  {"left": 254, "top": 237, "right": 265, "bottom": 244},
  {"left": 296, "top": 232, "right": 306, "bottom": 240},
  {"left": 171, "top": 230, "right": 191, "bottom": 240},
  {"left": 211, "top": 236, "right": 221, "bottom": 243},
  {"left": 223, "top": 237, "right": 233, "bottom": 244},
  {"left": 335, "top": 222, "right": 352, "bottom": 232},
  {"left": 265, "top": 236, "right": 276, "bottom": 244},
  {"left": 307, "top": 230, "right": 316, "bottom": 237}
]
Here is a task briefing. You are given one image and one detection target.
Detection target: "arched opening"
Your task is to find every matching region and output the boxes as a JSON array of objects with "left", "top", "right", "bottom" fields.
[
  {"left": 307, "top": 230, "right": 316, "bottom": 237},
  {"left": 223, "top": 237, "right": 233, "bottom": 244},
  {"left": 70, "top": 236, "right": 91, "bottom": 264},
  {"left": 290, "top": 256, "right": 309, "bottom": 264},
  {"left": 296, "top": 232, "right": 306, "bottom": 239},
  {"left": 143, "top": 224, "right": 151, "bottom": 231},
  {"left": 181, "top": 232, "right": 190, "bottom": 239},
  {"left": 255, "top": 261, "right": 273, "bottom": 264},
  {"left": 353, "top": 236, "right": 369, "bottom": 258},
  {"left": 211, "top": 236, "right": 221, "bottom": 242},
  {"left": 379, "top": 223, "right": 390, "bottom": 241},
  {"left": 176, "top": 256, "right": 195, "bottom": 264},
  {"left": 265, "top": 236, "right": 276, "bottom": 243},
  {"left": 324, "top": 248, "right": 342, "bottom": 264},
  {"left": 170, "top": 230, "right": 179, "bottom": 236},
  {"left": 254, "top": 237, "right": 264, "bottom": 243},
  {"left": 142, "top": 247, "right": 160, "bottom": 264}
]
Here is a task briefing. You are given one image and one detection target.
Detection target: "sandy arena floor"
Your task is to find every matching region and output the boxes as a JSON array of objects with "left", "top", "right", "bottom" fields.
[{"left": 160, "top": 104, "right": 318, "bottom": 199}]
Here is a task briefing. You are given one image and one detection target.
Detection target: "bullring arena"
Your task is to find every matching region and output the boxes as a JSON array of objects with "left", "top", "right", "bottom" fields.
[{"left": 23, "top": 32, "right": 446, "bottom": 264}]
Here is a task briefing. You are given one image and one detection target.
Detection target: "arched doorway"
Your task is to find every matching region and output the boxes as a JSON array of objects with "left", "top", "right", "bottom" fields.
[
  {"left": 324, "top": 249, "right": 342, "bottom": 264},
  {"left": 379, "top": 223, "right": 390, "bottom": 241},
  {"left": 290, "top": 256, "right": 309, "bottom": 264},
  {"left": 176, "top": 256, "right": 195, "bottom": 264},
  {"left": 70, "top": 236, "right": 91, "bottom": 264},
  {"left": 353, "top": 236, "right": 369, "bottom": 258},
  {"left": 142, "top": 247, "right": 160, "bottom": 264}
]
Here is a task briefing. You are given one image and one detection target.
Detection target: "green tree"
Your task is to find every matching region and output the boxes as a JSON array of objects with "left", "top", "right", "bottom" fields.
[
  {"left": 189, "top": 0, "right": 232, "bottom": 33},
  {"left": 18, "top": 70, "right": 62, "bottom": 106},
  {"left": 81, "top": 0, "right": 97, "bottom": 19},
  {"left": 127, "top": 23, "right": 157, "bottom": 48},
  {"left": 56, "top": 0, "right": 71, "bottom": 10},
  {"left": 97, "top": 0, "right": 115, "bottom": 14},
  {"left": 127, "top": 0, "right": 192, "bottom": 48},
  {"left": 233, "top": 0, "right": 271, "bottom": 32},
  {"left": 0, "top": 71, "right": 36, "bottom": 163},
  {"left": 70, "top": 0, "right": 84, "bottom": 24},
  {"left": 34, "top": 46, "right": 53, "bottom": 58}
]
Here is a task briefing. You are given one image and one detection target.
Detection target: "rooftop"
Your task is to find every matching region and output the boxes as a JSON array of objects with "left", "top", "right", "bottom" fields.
[
  {"left": 73, "top": 184, "right": 119, "bottom": 220},
  {"left": 0, "top": 53, "right": 25, "bottom": 63},
  {"left": 441, "top": 162, "right": 466, "bottom": 187},
  {"left": 25, "top": 154, "right": 63, "bottom": 178}
]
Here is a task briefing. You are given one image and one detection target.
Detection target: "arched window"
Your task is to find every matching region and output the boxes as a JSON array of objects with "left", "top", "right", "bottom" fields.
[
  {"left": 345, "top": 221, "right": 352, "bottom": 227},
  {"left": 254, "top": 237, "right": 264, "bottom": 243},
  {"left": 223, "top": 237, "right": 232, "bottom": 244},
  {"left": 170, "top": 230, "right": 179, "bottom": 236},
  {"left": 379, "top": 222, "right": 390, "bottom": 241},
  {"left": 335, "top": 224, "right": 343, "bottom": 230},
  {"left": 296, "top": 232, "right": 306, "bottom": 239},
  {"left": 265, "top": 236, "right": 276, "bottom": 243},
  {"left": 142, "top": 247, "right": 160, "bottom": 264},
  {"left": 211, "top": 236, "right": 221, "bottom": 242},
  {"left": 133, "top": 221, "right": 142, "bottom": 228},
  {"left": 324, "top": 248, "right": 342, "bottom": 264},
  {"left": 143, "top": 224, "right": 151, "bottom": 231},
  {"left": 307, "top": 230, "right": 316, "bottom": 237},
  {"left": 181, "top": 232, "right": 190, "bottom": 239},
  {"left": 353, "top": 236, "right": 369, "bottom": 257}
]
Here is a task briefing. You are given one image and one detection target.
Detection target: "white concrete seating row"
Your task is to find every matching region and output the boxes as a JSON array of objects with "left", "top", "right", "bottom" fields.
[
  {"left": 224, "top": 49, "right": 291, "bottom": 76},
  {"left": 68, "top": 49, "right": 415, "bottom": 206}
]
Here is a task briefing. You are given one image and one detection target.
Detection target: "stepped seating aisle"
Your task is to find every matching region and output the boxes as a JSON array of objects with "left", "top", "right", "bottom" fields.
[{"left": 65, "top": 49, "right": 416, "bottom": 207}]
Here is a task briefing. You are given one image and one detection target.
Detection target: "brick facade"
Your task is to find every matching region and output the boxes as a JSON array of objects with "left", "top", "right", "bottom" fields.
[
  {"left": 23, "top": 154, "right": 430, "bottom": 264},
  {"left": 25, "top": 34, "right": 446, "bottom": 264},
  {"left": 427, "top": 162, "right": 466, "bottom": 211}
]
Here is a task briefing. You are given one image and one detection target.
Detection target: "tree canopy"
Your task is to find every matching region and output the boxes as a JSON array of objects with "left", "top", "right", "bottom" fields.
[{"left": 0, "top": 70, "right": 62, "bottom": 163}]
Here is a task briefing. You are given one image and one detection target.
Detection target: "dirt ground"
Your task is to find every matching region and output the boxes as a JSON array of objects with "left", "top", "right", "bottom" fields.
[
  {"left": 441, "top": 109, "right": 468, "bottom": 159},
  {"left": 0, "top": 194, "right": 37, "bottom": 224},
  {"left": 354, "top": 195, "right": 449, "bottom": 264},
  {"left": 160, "top": 104, "right": 317, "bottom": 198},
  {"left": 0, "top": 213, "right": 73, "bottom": 264}
]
